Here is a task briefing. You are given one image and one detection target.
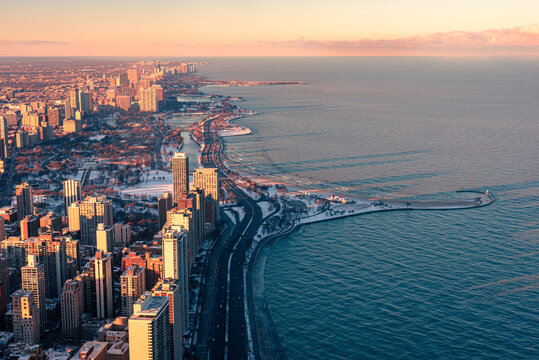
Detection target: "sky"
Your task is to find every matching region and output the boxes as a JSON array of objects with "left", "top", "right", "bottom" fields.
[{"left": 1, "top": 0, "right": 539, "bottom": 56}]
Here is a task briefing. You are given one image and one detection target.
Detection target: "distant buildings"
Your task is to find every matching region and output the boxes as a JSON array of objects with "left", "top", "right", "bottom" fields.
[
  {"left": 139, "top": 87, "right": 159, "bottom": 112},
  {"left": 63, "top": 119, "right": 82, "bottom": 133},
  {"left": 0, "top": 116, "right": 7, "bottom": 160},
  {"left": 128, "top": 292, "right": 170, "bottom": 360},
  {"left": 172, "top": 152, "right": 189, "bottom": 203},
  {"left": 116, "top": 95, "right": 132, "bottom": 112}
]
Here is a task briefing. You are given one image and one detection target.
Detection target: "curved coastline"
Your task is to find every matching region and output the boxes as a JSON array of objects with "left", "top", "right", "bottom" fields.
[
  {"left": 205, "top": 116, "right": 495, "bottom": 359},
  {"left": 191, "top": 82, "right": 496, "bottom": 359}
]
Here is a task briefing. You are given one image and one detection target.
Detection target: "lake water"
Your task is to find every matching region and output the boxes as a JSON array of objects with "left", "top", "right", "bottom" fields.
[{"left": 198, "top": 57, "right": 539, "bottom": 359}]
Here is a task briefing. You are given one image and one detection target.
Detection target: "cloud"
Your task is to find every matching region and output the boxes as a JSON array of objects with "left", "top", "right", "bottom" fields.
[
  {"left": 260, "top": 24, "right": 539, "bottom": 55},
  {"left": 0, "top": 40, "right": 70, "bottom": 46}
]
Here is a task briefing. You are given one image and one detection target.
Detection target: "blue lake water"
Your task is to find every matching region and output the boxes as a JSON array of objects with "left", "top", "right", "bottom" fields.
[{"left": 198, "top": 57, "right": 539, "bottom": 359}]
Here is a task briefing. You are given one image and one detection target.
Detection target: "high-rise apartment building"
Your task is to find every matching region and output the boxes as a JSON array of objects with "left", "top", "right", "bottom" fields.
[
  {"left": 0, "top": 217, "right": 4, "bottom": 242},
  {"left": 0, "top": 116, "right": 7, "bottom": 160},
  {"left": 68, "top": 201, "right": 81, "bottom": 232},
  {"left": 16, "top": 183, "right": 34, "bottom": 220},
  {"left": 193, "top": 168, "right": 220, "bottom": 228},
  {"left": 64, "top": 99, "right": 72, "bottom": 120},
  {"left": 172, "top": 153, "right": 189, "bottom": 204},
  {"left": 162, "top": 229, "right": 189, "bottom": 333},
  {"left": 116, "top": 95, "right": 132, "bottom": 112},
  {"left": 158, "top": 192, "right": 173, "bottom": 229},
  {"left": 63, "top": 179, "right": 81, "bottom": 215},
  {"left": 20, "top": 215, "right": 39, "bottom": 240},
  {"left": 168, "top": 208, "right": 198, "bottom": 268},
  {"left": 44, "top": 234, "right": 67, "bottom": 298},
  {"left": 120, "top": 266, "right": 146, "bottom": 318},
  {"left": 39, "top": 212, "right": 62, "bottom": 233},
  {"left": 96, "top": 223, "right": 114, "bottom": 253},
  {"left": 12, "top": 290, "right": 40, "bottom": 344},
  {"left": 61, "top": 279, "right": 83, "bottom": 339},
  {"left": 79, "top": 91, "right": 91, "bottom": 114},
  {"left": 21, "top": 255, "right": 46, "bottom": 333},
  {"left": 139, "top": 87, "right": 159, "bottom": 112},
  {"left": 127, "top": 68, "right": 139, "bottom": 87},
  {"left": 128, "top": 292, "right": 170, "bottom": 360},
  {"left": 89, "top": 251, "right": 113, "bottom": 319},
  {"left": 80, "top": 196, "right": 113, "bottom": 245},
  {"left": 114, "top": 223, "right": 131, "bottom": 247},
  {"left": 47, "top": 107, "right": 62, "bottom": 127},
  {"left": 0, "top": 254, "right": 8, "bottom": 328},
  {"left": 152, "top": 280, "right": 183, "bottom": 359},
  {"left": 70, "top": 89, "right": 79, "bottom": 112}
]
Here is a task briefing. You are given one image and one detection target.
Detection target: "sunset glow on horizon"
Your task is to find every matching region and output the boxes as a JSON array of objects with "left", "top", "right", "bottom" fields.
[{"left": 2, "top": 0, "right": 539, "bottom": 57}]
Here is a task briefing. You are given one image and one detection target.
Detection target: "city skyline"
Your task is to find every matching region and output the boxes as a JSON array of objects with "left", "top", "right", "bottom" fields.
[{"left": 1, "top": 0, "right": 539, "bottom": 56}]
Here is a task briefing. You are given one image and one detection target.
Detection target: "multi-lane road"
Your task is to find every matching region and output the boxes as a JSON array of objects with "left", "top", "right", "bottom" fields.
[{"left": 195, "top": 113, "right": 262, "bottom": 360}]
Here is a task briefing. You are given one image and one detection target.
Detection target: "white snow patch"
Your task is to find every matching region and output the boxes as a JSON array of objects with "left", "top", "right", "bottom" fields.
[
  {"left": 89, "top": 135, "right": 106, "bottom": 141},
  {"left": 232, "top": 206, "right": 245, "bottom": 222},
  {"left": 256, "top": 201, "right": 274, "bottom": 219},
  {"left": 119, "top": 170, "right": 173, "bottom": 197}
]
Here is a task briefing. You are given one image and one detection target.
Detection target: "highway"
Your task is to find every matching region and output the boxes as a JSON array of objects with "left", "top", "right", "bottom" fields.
[{"left": 195, "top": 113, "right": 262, "bottom": 360}]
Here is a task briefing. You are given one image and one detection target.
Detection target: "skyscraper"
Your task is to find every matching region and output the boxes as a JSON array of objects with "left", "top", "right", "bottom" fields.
[
  {"left": 21, "top": 254, "right": 46, "bottom": 333},
  {"left": 12, "top": 290, "right": 40, "bottom": 344},
  {"left": 176, "top": 189, "right": 205, "bottom": 256},
  {"left": 158, "top": 192, "right": 173, "bottom": 229},
  {"left": 47, "top": 107, "right": 62, "bottom": 127},
  {"left": 90, "top": 251, "right": 113, "bottom": 319},
  {"left": 168, "top": 208, "right": 197, "bottom": 268},
  {"left": 96, "top": 223, "right": 114, "bottom": 253},
  {"left": 128, "top": 292, "right": 170, "bottom": 360},
  {"left": 0, "top": 116, "right": 7, "bottom": 160},
  {"left": 172, "top": 153, "right": 189, "bottom": 204},
  {"left": 193, "top": 168, "right": 220, "bottom": 228},
  {"left": 45, "top": 235, "right": 68, "bottom": 298},
  {"left": 0, "top": 254, "right": 8, "bottom": 328},
  {"left": 63, "top": 179, "right": 81, "bottom": 215},
  {"left": 79, "top": 91, "right": 91, "bottom": 114},
  {"left": 162, "top": 229, "right": 189, "bottom": 333},
  {"left": 64, "top": 99, "right": 72, "bottom": 120},
  {"left": 20, "top": 215, "right": 39, "bottom": 240},
  {"left": 61, "top": 279, "right": 83, "bottom": 339},
  {"left": 114, "top": 223, "right": 131, "bottom": 247},
  {"left": 127, "top": 68, "right": 139, "bottom": 87},
  {"left": 70, "top": 89, "right": 79, "bottom": 112},
  {"left": 0, "top": 217, "right": 5, "bottom": 242},
  {"left": 120, "top": 265, "right": 146, "bottom": 317},
  {"left": 80, "top": 196, "right": 113, "bottom": 245},
  {"left": 139, "top": 87, "right": 158, "bottom": 112},
  {"left": 68, "top": 201, "right": 81, "bottom": 232},
  {"left": 16, "top": 183, "right": 34, "bottom": 220},
  {"left": 152, "top": 280, "right": 183, "bottom": 360},
  {"left": 116, "top": 95, "right": 132, "bottom": 112}
]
